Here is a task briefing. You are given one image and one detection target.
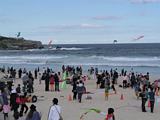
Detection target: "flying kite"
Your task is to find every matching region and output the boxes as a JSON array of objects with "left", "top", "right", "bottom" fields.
[
  {"left": 48, "top": 40, "right": 52, "bottom": 49},
  {"left": 113, "top": 40, "right": 118, "bottom": 44},
  {"left": 133, "top": 35, "right": 144, "bottom": 41},
  {"left": 16, "top": 32, "right": 21, "bottom": 38}
]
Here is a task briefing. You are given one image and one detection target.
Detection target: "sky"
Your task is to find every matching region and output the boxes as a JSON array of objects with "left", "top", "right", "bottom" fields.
[{"left": 0, "top": 0, "right": 160, "bottom": 44}]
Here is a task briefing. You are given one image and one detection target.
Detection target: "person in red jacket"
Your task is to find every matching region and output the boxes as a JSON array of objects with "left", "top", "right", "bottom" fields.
[
  {"left": 50, "top": 74, "right": 55, "bottom": 91},
  {"left": 19, "top": 92, "right": 28, "bottom": 117}
]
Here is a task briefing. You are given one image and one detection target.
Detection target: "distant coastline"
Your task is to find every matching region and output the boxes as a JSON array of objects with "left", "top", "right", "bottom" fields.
[
  {"left": 0, "top": 36, "right": 43, "bottom": 50},
  {"left": 43, "top": 43, "right": 160, "bottom": 45}
]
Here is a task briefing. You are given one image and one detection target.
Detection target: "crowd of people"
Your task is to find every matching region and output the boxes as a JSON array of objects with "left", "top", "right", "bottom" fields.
[{"left": 0, "top": 65, "right": 160, "bottom": 120}]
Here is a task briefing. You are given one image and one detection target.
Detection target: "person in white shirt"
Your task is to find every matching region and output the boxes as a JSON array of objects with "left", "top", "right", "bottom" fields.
[{"left": 48, "top": 98, "right": 62, "bottom": 120}]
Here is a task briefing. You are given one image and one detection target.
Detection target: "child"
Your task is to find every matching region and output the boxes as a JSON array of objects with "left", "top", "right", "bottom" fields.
[
  {"left": 16, "top": 84, "right": 21, "bottom": 93},
  {"left": 1, "top": 89, "right": 10, "bottom": 120},
  {"left": 105, "top": 83, "right": 110, "bottom": 101},
  {"left": 106, "top": 108, "right": 115, "bottom": 120}
]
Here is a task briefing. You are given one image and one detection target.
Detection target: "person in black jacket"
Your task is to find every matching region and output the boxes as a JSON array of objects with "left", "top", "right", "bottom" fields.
[
  {"left": 141, "top": 87, "right": 148, "bottom": 112},
  {"left": 18, "top": 68, "right": 22, "bottom": 78},
  {"left": 72, "top": 81, "right": 78, "bottom": 100},
  {"left": 10, "top": 89, "right": 19, "bottom": 119},
  {"left": 54, "top": 73, "right": 60, "bottom": 91},
  {"left": 45, "top": 72, "right": 50, "bottom": 91},
  {"left": 148, "top": 87, "right": 155, "bottom": 113}
]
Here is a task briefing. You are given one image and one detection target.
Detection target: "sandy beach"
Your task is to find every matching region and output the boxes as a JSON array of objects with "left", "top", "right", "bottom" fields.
[
  {"left": 1, "top": 0, "right": 160, "bottom": 119},
  {"left": 0, "top": 71, "right": 160, "bottom": 120}
]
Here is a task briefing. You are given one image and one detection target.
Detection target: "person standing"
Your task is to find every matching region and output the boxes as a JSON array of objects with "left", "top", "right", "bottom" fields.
[
  {"left": 26, "top": 104, "right": 41, "bottom": 120},
  {"left": 34, "top": 69, "right": 38, "bottom": 79},
  {"left": 72, "top": 81, "right": 78, "bottom": 100},
  {"left": 1, "top": 89, "right": 10, "bottom": 120},
  {"left": 141, "top": 87, "right": 148, "bottom": 112},
  {"left": 28, "top": 76, "right": 34, "bottom": 93},
  {"left": 105, "top": 83, "right": 110, "bottom": 101},
  {"left": 18, "top": 68, "right": 22, "bottom": 78},
  {"left": 77, "top": 81, "right": 85, "bottom": 103},
  {"left": 10, "top": 89, "right": 19, "bottom": 119},
  {"left": 130, "top": 72, "right": 136, "bottom": 88},
  {"left": 22, "top": 73, "right": 29, "bottom": 93},
  {"left": 54, "top": 73, "right": 60, "bottom": 91},
  {"left": 19, "top": 92, "right": 28, "bottom": 117},
  {"left": 45, "top": 72, "right": 50, "bottom": 91},
  {"left": 105, "top": 108, "right": 115, "bottom": 120},
  {"left": 50, "top": 74, "right": 55, "bottom": 91},
  {"left": 38, "top": 73, "right": 42, "bottom": 84},
  {"left": 148, "top": 87, "right": 155, "bottom": 113},
  {"left": 48, "top": 98, "right": 62, "bottom": 120}
]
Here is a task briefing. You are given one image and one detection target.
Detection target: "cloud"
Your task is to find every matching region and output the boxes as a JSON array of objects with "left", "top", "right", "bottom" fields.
[
  {"left": 80, "top": 23, "right": 106, "bottom": 29},
  {"left": 39, "top": 23, "right": 107, "bottom": 30},
  {"left": 130, "top": 0, "right": 160, "bottom": 4},
  {"left": 92, "top": 16, "right": 121, "bottom": 20}
]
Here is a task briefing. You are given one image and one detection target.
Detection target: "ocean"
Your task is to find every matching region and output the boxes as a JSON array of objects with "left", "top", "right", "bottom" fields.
[{"left": 0, "top": 43, "right": 160, "bottom": 76}]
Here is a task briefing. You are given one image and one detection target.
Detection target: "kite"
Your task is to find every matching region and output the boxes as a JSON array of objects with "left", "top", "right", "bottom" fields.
[
  {"left": 133, "top": 35, "right": 144, "bottom": 41},
  {"left": 80, "top": 108, "right": 103, "bottom": 120},
  {"left": 48, "top": 40, "right": 52, "bottom": 49},
  {"left": 113, "top": 40, "right": 118, "bottom": 44},
  {"left": 16, "top": 32, "right": 21, "bottom": 38}
]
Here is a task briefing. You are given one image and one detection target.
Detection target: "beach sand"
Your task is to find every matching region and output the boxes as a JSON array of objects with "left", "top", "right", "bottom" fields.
[{"left": 0, "top": 73, "right": 160, "bottom": 120}]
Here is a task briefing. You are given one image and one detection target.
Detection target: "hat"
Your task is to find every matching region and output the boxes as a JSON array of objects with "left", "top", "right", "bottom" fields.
[{"left": 30, "top": 104, "right": 36, "bottom": 110}]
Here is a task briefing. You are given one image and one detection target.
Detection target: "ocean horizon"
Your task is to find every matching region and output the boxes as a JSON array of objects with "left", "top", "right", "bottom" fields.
[{"left": 0, "top": 43, "right": 160, "bottom": 76}]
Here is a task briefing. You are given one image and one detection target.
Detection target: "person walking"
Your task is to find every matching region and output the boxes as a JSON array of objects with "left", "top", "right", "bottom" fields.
[{"left": 48, "top": 98, "right": 62, "bottom": 120}]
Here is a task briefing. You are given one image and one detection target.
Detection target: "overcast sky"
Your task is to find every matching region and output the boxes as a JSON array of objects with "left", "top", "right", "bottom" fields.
[{"left": 0, "top": 0, "right": 160, "bottom": 44}]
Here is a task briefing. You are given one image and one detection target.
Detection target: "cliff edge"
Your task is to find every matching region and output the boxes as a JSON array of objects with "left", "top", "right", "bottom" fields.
[{"left": 0, "top": 36, "right": 43, "bottom": 50}]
